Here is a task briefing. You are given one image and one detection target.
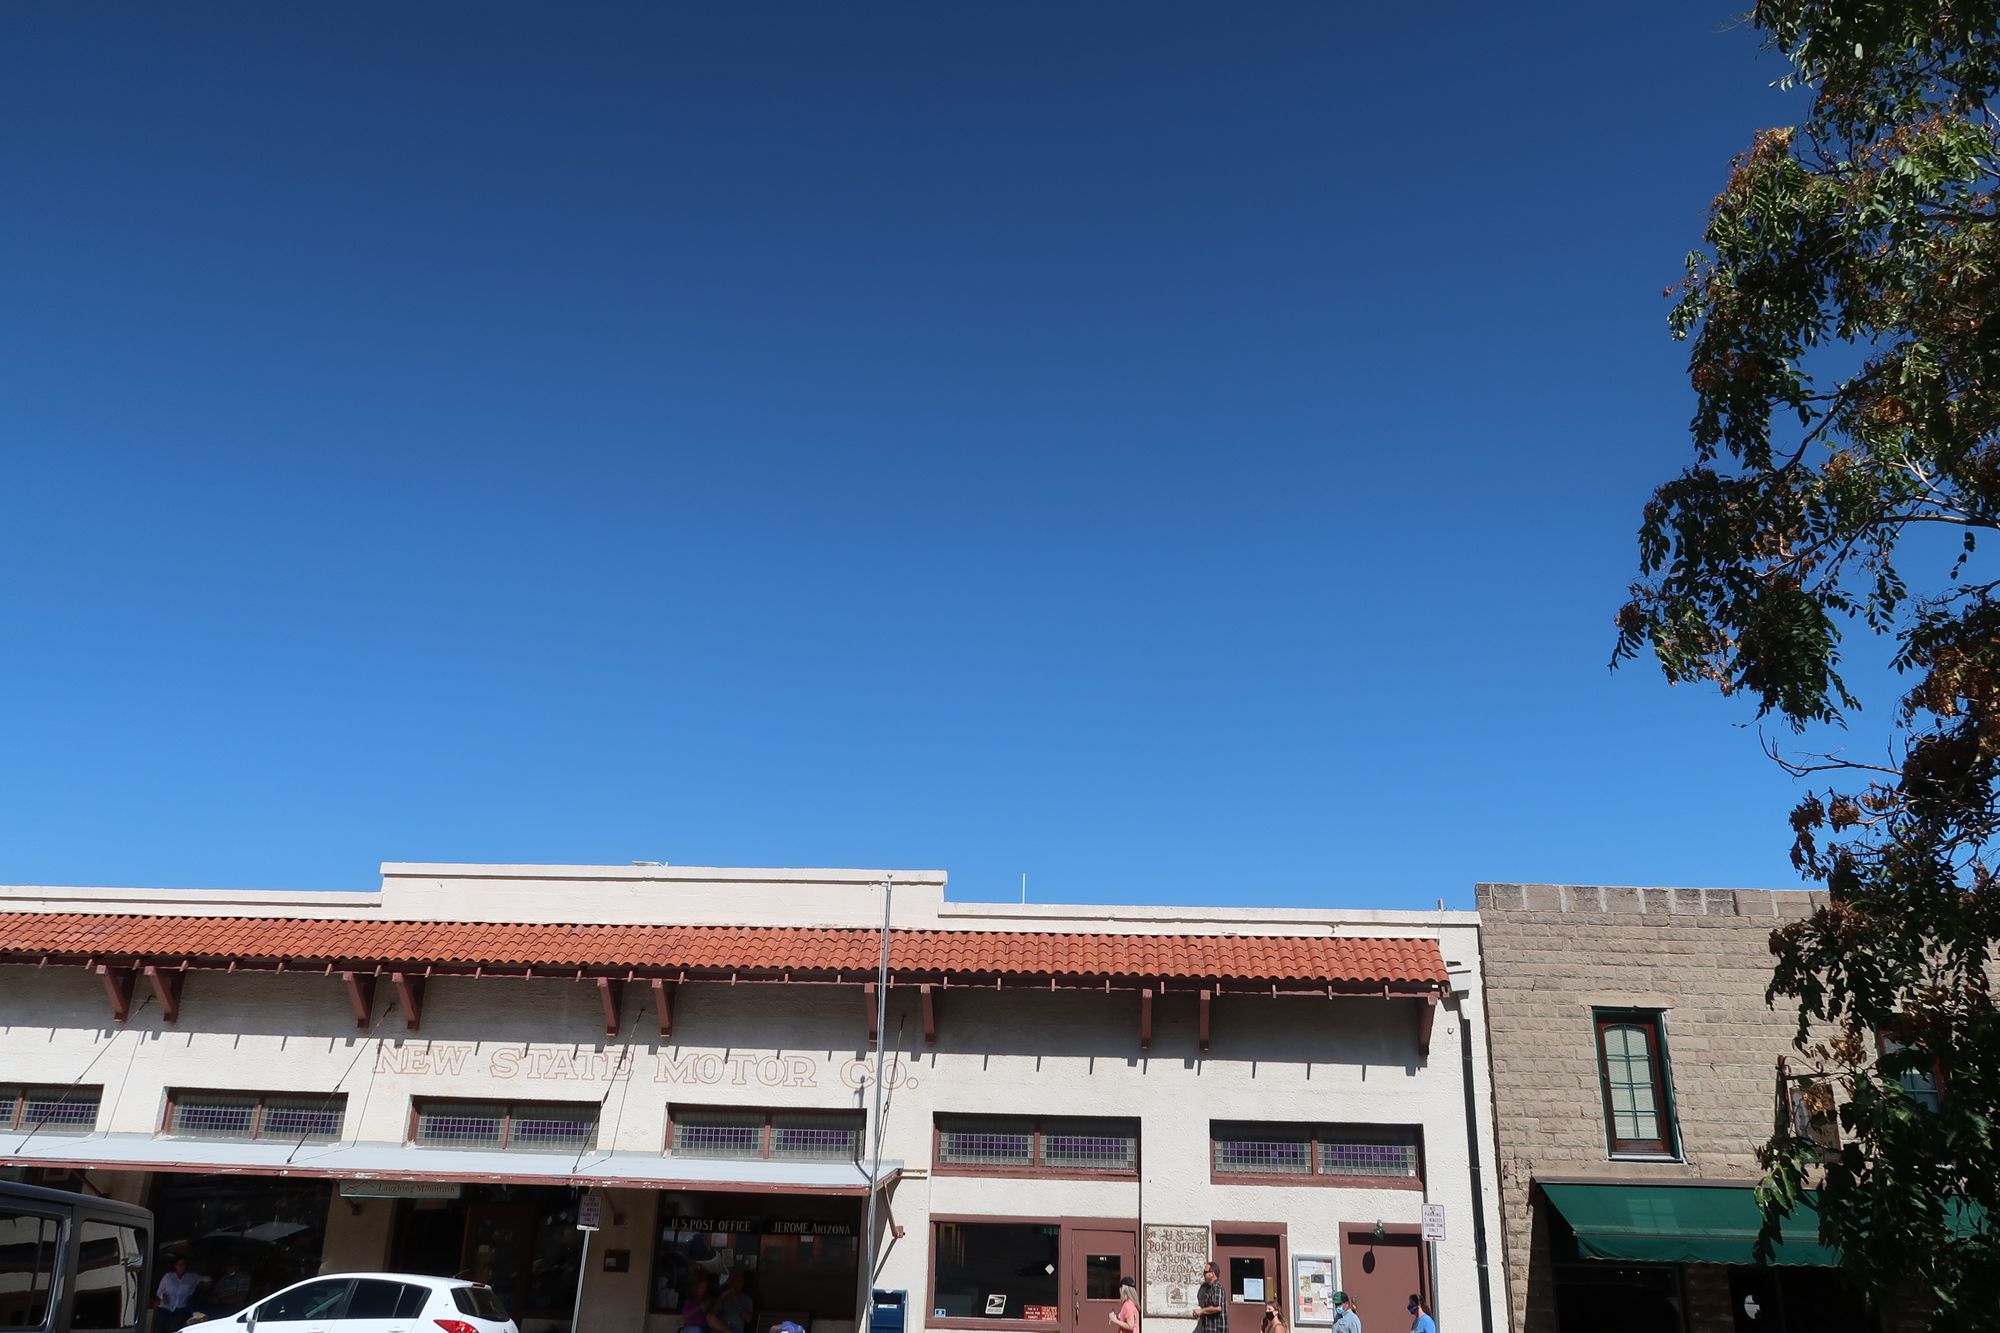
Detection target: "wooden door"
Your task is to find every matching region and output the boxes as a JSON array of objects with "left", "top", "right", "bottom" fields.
[
  {"left": 1067, "top": 1228, "right": 1136, "bottom": 1333},
  {"left": 1336, "top": 1225, "right": 1426, "bottom": 1332},
  {"left": 1211, "top": 1233, "right": 1280, "bottom": 1333}
]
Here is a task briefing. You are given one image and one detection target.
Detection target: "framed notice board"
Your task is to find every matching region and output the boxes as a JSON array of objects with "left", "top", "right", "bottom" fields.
[{"left": 1291, "top": 1254, "right": 1337, "bottom": 1327}]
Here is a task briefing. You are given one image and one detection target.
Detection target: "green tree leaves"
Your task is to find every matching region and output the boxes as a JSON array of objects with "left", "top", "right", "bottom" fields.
[{"left": 1620, "top": 2, "right": 2000, "bottom": 1322}]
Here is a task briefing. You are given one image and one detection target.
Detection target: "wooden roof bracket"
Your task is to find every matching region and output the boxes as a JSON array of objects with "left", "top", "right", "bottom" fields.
[
  {"left": 1139, "top": 987, "right": 1154, "bottom": 1052},
  {"left": 340, "top": 971, "right": 376, "bottom": 1030},
  {"left": 864, "top": 982, "right": 879, "bottom": 1048},
  {"left": 143, "top": 965, "right": 183, "bottom": 1024},
  {"left": 650, "top": 978, "right": 675, "bottom": 1042},
  {"left": 1417, "top": 990, "right": 1437, "bottom": 1057},
  {"left": 96, "top": 964, "right": 134, "bottom": 1024},
  {"left": 920, "top": 984, "right": 936, "bottom": 1046},
  {"left": 391, "top": 972, "right": 425, "bottom": 1032},
  {"left": 1198, "top": 987, "right": 1213, "bottom": 1053},
  {"left": 596, "top": 977, "right": 625, "bottom": 1042}
]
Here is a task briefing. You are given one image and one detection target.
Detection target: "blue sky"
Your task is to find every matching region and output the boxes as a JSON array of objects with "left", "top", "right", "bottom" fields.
[{"left": 0, "top": 4, "right": 1850, "bottom": 908}]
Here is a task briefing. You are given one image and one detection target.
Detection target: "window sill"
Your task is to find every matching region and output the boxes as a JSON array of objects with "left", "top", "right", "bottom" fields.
[{"left": 1606, "top": 1152, "right": 1684, "bottom": 1164}]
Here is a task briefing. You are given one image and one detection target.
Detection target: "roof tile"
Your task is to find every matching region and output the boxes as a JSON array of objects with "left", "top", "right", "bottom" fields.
[{"left": 0, "top": 913, "right": 1446, "bottom": 987}]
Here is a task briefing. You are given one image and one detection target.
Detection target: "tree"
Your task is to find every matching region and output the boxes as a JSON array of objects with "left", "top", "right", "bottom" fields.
[{"left": 1613, "top": 1, "right": 2000, "bottom": 1322}]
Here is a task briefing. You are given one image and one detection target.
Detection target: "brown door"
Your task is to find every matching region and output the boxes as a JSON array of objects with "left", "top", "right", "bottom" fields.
[
  {"left": 1068, "top": 1228, "right": 1137, "bottom": 1333},
  {"left": 1336, "top": 1224, "right": 1427, "bottom": 1332},
  {"left": 1211, "top": 1233, "right": 1280, "bottom": 1333}
]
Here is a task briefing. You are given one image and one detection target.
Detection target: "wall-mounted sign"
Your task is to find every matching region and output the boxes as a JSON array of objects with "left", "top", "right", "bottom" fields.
[
  {"left": 1022, "top": 1306, "right": 1060, "bottom": 1322},
  {"left": 338, "top": 1180, "right": 463, "bottom": 1200},
  {"left": 1420, "top": 1204, "right": 1446, "bottom": 1242},
  {"left": 1143, "top": 1225, "right": 1210, "bottom": 1317},
  {"left": 578, "top": 1194, "right": 602, "bottom": 1232},
  {"left": 666, "top": 1218, "right": 856, "bottom": 1237},
  {"left": 984, "top": 1295, "right": 1008, "bottom": 1316},
  {"left": 1291, "top": 1256, "right": 1336, "bottom": 1327}
]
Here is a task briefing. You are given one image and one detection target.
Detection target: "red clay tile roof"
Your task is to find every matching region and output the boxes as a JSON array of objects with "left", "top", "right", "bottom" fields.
[{"left": 0, "top": 913, "right": 1445, "bottom": 988}]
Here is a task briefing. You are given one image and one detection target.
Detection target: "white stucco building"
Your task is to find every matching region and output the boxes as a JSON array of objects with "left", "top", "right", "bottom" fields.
[{"left": 0, "top": 864, "right": 1506, "bottom": 1333}]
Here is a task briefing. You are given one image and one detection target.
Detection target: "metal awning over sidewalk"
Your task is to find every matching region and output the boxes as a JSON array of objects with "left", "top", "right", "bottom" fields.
[{"left": 1, "top": 1132, "right": 901, "bottom": 1197}]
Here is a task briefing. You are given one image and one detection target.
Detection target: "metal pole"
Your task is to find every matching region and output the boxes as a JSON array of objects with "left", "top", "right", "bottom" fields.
[
  {"left": 859, "top": 874, "right": 895, "bottom": 1326},
  {"left": 571, "top": 1199, "right": 593, "bottom": 1333}
]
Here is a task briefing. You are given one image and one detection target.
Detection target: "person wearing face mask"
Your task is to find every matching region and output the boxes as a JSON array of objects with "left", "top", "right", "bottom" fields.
[
  {"left": 1330, "top": 1291, "right": 1361, "bottom": 1333},
  {"left": 1406, "top": 1295, "right": 1435, "bottom": 1333}
]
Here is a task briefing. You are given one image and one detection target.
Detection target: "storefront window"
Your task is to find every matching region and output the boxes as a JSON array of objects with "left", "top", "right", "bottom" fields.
[
  {"left": 148, "top": 1175, "right": 331, "bottom": 1316},
  {"left": 931, "top": 1222, "right": 1060, "bottom": 1322},
  {"left": 648, "top": 1202, "right": 862, "bottom": 1323}
]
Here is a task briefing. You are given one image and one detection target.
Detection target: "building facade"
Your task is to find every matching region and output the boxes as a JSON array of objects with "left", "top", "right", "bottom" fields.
[
  {"left": 0, "top": 864, "right": 1508, "bottom": 1333},
  {"left": 1476, "top": 882, "right": 1888, "bottom": 1333}
]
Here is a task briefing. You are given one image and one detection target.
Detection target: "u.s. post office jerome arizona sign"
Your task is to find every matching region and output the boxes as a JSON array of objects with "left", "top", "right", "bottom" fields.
[{"left": 373, "top": 1042, "right": 919, "bottom": 1090}]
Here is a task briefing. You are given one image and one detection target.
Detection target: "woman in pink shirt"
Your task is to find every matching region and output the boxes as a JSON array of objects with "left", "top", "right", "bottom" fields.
[{"left": 1110, "top": 1276, "right": 1140, "bottom": 1333}]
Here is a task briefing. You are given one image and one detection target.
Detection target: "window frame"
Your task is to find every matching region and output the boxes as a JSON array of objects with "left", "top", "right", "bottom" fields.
[
  {"left": 1593, "top": 1009, "right": 1679, "bottom": 1159},
  {"left": 1876, "top": 1031, "right": 1944, "bottom": 1113},
  {"left": 408, "top": 1097, "right": 600, "bottom": 1152},
  {"left": 665, "top": 1105, "right": 864, "bottom": 1162},
  {"left": 160, "top": 1090, "right": 347, "bottom": 1144},
  {"left": 1207, "top": 1121, "right": 1423, "bottom": 1189},
  {"left": 925, "top": 1213, "right": 1134, "bottom": 1333},
  {"left": 1, "top": 1084, "right": 103, "bottom": 1134},
  {"left": 932, "top": 1115, "right": 1140, "bottom": 1180}
]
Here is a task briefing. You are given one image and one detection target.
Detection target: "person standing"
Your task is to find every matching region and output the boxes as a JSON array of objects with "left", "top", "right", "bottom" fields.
[
  {"left": 1406, "top": 1295, "right": 1435, "bottom": 1333},
  {"left": 1330, "top": 1290, "right": 1361, "bottom": 1333},
  {"left": 1261, "top": 1301, "right": 1287, "bottom": 1333},
  {"left": 153, "top": 1256, "right": 207, "bottom": 1333},
  {"left": 1195, "top": 1263, "right": 1226, "bottom": 1333},
  {"left": 1111, "top": 1275, "right": 1140, "bottom": 1333}
]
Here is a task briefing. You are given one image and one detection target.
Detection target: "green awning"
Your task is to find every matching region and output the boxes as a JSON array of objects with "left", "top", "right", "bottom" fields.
[{"left": 1540, "top": 1182, "right": 1838, "bottom": 1267}]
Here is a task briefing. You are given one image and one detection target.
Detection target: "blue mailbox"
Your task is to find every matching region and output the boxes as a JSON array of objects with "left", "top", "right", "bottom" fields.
[{"left": 870, "top": 1290, "right": 908, "bottom": 1333}]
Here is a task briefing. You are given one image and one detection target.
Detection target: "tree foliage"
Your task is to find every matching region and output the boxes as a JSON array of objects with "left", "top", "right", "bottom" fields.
[{"left": 1614, "top": 1, "right": 2000, "bottom": 1321}]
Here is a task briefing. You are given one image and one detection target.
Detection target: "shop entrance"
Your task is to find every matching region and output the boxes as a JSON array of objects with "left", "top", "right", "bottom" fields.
[
  {"left": 1212, "top": 1232, "right": 1281, "bottom": 1333},
  {"left": 1336, "top": 1224, "right": 1426, "bottom": 1331},
  {"left": 390, "top": 1186, "right": 582, "bottom": 1333},
  {"left": 1067, "top": 1228, "right": 1136, "bottom": 1333}
]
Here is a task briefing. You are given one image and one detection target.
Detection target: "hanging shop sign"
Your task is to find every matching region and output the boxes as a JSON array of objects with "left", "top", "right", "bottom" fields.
[{"left": 338, "top": 1180, "right": 463, "bottom": 1200}]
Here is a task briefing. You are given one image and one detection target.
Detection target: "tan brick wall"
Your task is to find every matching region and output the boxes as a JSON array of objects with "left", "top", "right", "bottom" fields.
[{"left": 1476, "top": 883, "right": 1824, "bottom": 1333}]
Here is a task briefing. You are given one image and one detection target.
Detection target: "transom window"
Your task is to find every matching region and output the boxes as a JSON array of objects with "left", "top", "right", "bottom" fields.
[
  {"left": 670, "top": 1107, "right": 862, "bottom": 1161},
  {"left": 412, "top": 1099, "right": 597, "bottom": 1152},
  {"left": 1, "top": 1085, "right": 101, "bottom": 1134},
  {"left": 935, "top": 1116, "right": 1139, "bottom": 1175},
  {"left": 165, "top": 1091, "right": 344, "bottom": 1143},
  {"left": 1595, "top": 1010, "right": 1676, "bottom": 1157},
  {"left": 1210, "top": 1122, "right": 1422, "bottom": 1181}
]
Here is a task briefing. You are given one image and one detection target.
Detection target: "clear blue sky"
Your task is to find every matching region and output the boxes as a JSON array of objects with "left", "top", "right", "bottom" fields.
[{"left": 1, "top": 4, "right": 1840, "bottom": 908}]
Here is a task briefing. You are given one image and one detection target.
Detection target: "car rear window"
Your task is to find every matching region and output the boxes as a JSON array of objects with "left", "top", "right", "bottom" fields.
[{"left": 453, "top": 1286, "right": 510, "bottom": 1321}]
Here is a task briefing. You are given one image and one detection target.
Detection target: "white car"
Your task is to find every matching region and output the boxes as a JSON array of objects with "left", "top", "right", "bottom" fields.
[{"left": 192, "top": 1272, "right": 518, "bottom": 1333}]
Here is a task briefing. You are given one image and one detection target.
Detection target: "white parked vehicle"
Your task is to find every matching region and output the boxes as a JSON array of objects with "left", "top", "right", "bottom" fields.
[{"left": 191, "top": 1272, "right": 518, "bottom": 1333}]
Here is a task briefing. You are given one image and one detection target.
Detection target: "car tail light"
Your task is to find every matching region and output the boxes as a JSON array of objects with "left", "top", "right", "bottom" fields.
[{"left": 434, "top": 1322, "right": 481, "bottom": 1333}]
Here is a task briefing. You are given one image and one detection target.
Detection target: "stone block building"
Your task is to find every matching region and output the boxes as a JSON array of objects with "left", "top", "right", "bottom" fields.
[{"left": 1476, "top": 882, "right": 1871, "bottom": 1333}]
